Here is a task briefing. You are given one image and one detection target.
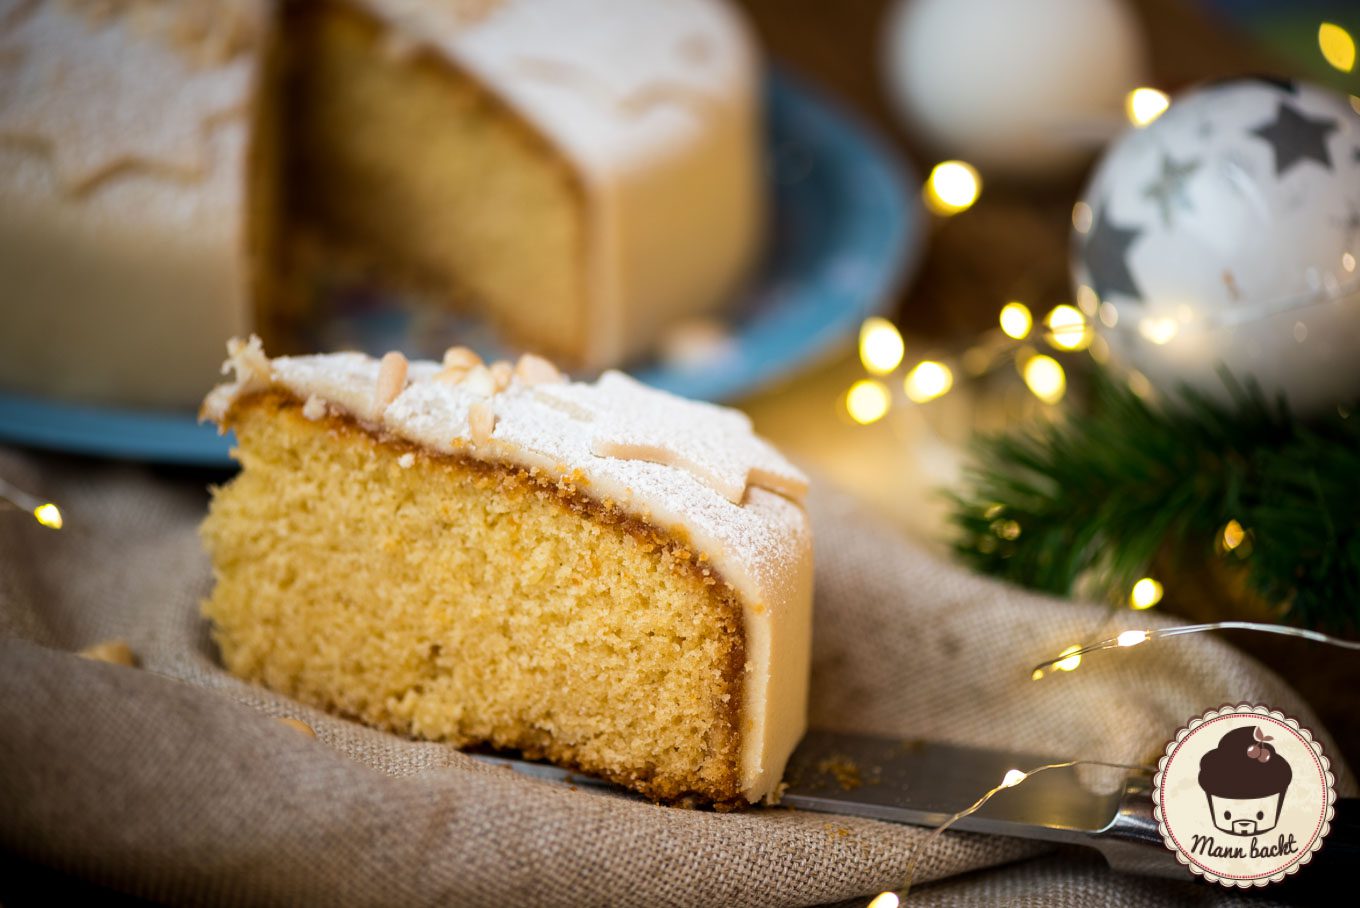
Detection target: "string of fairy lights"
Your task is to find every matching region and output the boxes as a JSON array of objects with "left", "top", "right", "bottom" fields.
[
  {"left": 865, "top": 758, "right": 1159, "bottom": 906},
  {"left": 840, "top": 74, "right": 1292, "bottom": 624},
  {"left": 855, "top": 621, "right": 1360, "bottom": 908},
  {"left": 851, "top": 29, "right": 1355, "bottom": 397},
  {"left": 842, "top": 82, "right": 1178, "bottom": 425},
  {"left": 856, "top": 23, "right": 1358, "bottom": 905},
  {"left": 1030, "top": 620, "right": 1360, "bottom": 681},
  {"left": 843, "top": 144, "right": 1149, "bottom": 424},
  {"left": 0, "top": 477, "right": 62, "bottom": 529}
]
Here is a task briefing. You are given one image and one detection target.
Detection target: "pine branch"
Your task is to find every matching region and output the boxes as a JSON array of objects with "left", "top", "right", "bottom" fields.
[{"left": 949, "top": 370, "right": 1360, "bottom": 631}]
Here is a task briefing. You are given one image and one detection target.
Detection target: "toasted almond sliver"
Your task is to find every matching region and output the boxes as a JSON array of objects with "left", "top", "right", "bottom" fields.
[
  {"left": 302, "top": 395, "right": 327, "bottom": 420},
  {"left": 469, "top": 401, "right": 496, "bottom": 444},
  {"left": 514, "top": 353, "right": 562, "bottom": 386},
  {"left": 434, "top": 365, "right": 468, "bottom": 385},
  {"left": 374, "top": 351, "right": 408, "bottom": 415},
  {"left": 461, "top": 364, "right": 496, "bottom": 397},
  {"left": 442, "top": 346, "right": 482, "bottom": 370},
  {"left": 489, "top": 360, "right": 513, "bottom": 392}
]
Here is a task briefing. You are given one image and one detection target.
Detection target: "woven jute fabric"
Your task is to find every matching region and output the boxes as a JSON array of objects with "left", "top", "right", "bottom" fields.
[{"left": 0, "top": 445, "right": 1350, "bottom": 906}]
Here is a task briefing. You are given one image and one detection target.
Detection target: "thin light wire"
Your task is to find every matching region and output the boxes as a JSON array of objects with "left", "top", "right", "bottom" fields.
[
  {"left": 0, "top": 476, "right": 63, "bottom": 529},
  {"left": 0, "top": 476, "right": 45, "bottom": 513},
  {"left": 1031, "top": 621, "right": 1360, "bottom": 680},
  {"left": 888, "top": 758, "right": 1155, "bottom": 900}
]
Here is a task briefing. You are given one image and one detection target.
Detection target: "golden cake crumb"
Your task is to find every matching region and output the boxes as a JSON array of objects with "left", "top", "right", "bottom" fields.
[
  {"left": 78, "top": 639, "right": 139, "bottom": 667},
  {"left": 815, "top": 755, "right": 864, "bottom": 791},
  {"left": 202, "top": 392, "right": 748, "bottom": 804}
]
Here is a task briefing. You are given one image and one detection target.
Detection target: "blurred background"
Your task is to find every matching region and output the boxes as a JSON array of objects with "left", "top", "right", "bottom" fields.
[
  {"left": 735, "top": 0, "right": 1360, "bottom": 760},
  {"left": 739, "top": 0, "right": 1360, "bottom": 534}
]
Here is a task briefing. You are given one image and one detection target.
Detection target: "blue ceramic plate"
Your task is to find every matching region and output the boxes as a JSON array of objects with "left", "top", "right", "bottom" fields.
[{"left": 0, "top": 69, "right": 921, "bottom": 467}]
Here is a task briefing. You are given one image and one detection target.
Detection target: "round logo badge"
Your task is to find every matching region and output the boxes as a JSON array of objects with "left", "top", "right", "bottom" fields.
[{"left": 1153, "top": 704, "right": 1336, "bottom": 887}]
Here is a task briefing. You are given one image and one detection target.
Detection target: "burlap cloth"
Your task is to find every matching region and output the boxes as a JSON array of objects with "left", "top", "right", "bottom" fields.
[{"left": 0, "top": 444, "right": 1351, "bottom": 906}]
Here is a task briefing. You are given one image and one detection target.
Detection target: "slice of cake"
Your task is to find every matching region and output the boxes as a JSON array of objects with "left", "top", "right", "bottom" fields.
[
  {"left": 200, "top": 338, "right": 811, "bottom": 805},
  {"left": 0, "top": 0, "right": 761, "bottom": 408}
]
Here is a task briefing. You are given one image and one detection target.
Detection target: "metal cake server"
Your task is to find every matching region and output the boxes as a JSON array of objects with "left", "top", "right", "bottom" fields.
[
  {"left": 776, "top": 730, "right": 1175, "bottom": 878},
  {"left": 473, "top": 728, "right": 1360, "bottom": 886}
]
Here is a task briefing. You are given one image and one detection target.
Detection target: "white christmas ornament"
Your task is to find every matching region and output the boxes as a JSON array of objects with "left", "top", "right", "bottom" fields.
[
  {"left": 1073, "top": 78, "right": 1360, "bottom": 414},
  {"left": 881, "top": 0, "right": 1147, "bottom": 177}
]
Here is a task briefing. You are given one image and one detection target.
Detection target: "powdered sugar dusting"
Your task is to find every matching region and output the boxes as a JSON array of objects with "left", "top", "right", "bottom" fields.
[
  {"left": 533, "top": 371, "right": 807, "bottom": 504},
  {"left": 204, "top": 343, "right": 808, "bottom": 610}
]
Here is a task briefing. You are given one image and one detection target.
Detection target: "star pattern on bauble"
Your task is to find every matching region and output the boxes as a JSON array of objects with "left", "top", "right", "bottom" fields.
[
  {"left": 0, "top": 1, "right": 253, "bottom": 193},
  {"left": 1250, "top": 101, "right": 1338, "bottom": 177},
  {"left": 535, "top": 372, "right": 808, "bottom": 505},
  {"left": 1142, "top": 154, "right": 1201, "bottom": 228},
  {"left": 1083, "top": 203, "right": 1144, "bottom": 302}
]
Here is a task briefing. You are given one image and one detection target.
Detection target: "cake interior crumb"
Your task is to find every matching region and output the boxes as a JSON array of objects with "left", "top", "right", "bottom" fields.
[{"left": 201, "top": 391, "right": 748, "bottom": 803}]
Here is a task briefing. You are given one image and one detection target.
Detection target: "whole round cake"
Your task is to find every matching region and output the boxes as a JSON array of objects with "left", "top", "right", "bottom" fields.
[
  {"left": 200, "top": 338, "right": 812, "bottom": 805},
  {"left": 0, "top": 0, "right": 762, "bottom": 407}
]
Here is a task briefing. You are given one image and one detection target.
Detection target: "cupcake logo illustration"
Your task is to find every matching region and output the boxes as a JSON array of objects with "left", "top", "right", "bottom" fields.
[
  {"left": 1154, "top": 704, "right": 1336, "bottom": 887},
  {"left": 1199, "top": 725, "right": 1291, "bottom": 837}
]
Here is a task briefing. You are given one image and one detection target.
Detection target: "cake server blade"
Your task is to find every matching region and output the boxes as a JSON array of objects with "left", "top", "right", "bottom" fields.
[
  {"left": 471, "top": 728, "right": 1178, "bottom": 878},
  {"left": 777, "top": 729, "right": 1177, "bottom": 878}
]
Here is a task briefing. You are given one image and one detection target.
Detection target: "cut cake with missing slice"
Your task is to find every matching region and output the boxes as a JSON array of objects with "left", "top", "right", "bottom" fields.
[
  {"left": 0, "top": 0, "right": 760, "bottom": 408},
  {"left": 200, "top": 338, "right": 811, "bottom": 805}
]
